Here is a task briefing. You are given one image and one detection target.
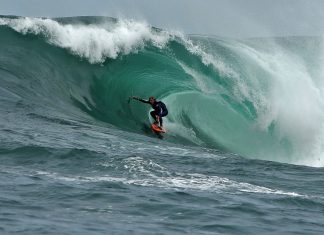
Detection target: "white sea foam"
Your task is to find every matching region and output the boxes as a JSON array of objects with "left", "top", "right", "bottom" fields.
[
  {"left": 177, "top": 34, "right": 239, "bottom": 78},
  {"left": 230, "top": 41, "right": 324, "bottom": 167},
  {"left": 0, "top": 16, "right": 238, "bottom": 79},
  {"left": 0, "top": 17, "right": 171, "bottom": 63},
  {"left": 29, "top": 156, "right": 304, "bottom": 197},
  {"left": 35, "top": 169, "right": 303, "bottom": 197}
]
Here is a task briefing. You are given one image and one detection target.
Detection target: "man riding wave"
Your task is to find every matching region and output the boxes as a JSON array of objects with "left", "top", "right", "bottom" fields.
[{"left": 132, "top": 96, "right": 168, "bottom": 129}]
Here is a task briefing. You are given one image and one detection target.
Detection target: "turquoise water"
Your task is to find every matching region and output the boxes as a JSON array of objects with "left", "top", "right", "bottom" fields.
[{"left": 1, "top": 16, "right": 324, "bottom": 234}]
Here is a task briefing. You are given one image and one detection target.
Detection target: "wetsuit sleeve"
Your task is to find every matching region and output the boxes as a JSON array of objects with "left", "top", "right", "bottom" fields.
[{"left": 138, "top": 98, "right": 150, "bottom": 104}]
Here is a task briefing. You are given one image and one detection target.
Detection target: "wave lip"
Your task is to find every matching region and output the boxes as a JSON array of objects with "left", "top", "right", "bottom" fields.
[{"left": 0, "top": 17, "right": 171, "bottom": 63}]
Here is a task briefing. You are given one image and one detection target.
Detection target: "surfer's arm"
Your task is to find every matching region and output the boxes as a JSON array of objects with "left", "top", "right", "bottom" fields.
[{"left": 132, "top": 96, "right": 150, "bottom": 104}]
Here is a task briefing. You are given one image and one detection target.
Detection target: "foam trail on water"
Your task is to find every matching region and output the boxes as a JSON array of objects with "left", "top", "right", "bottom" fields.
[{"left": 32, "top": 169, "right": 305, "bottom": 198}]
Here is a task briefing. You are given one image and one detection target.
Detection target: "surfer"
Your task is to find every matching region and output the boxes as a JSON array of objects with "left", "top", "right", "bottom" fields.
[{"left": 132, "top": 96, "right": 168, "bottom": 128}]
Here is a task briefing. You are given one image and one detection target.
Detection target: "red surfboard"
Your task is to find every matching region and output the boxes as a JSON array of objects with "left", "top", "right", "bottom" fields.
[{"left": 151, "top": 123, "right": 166, "bottom": 133}]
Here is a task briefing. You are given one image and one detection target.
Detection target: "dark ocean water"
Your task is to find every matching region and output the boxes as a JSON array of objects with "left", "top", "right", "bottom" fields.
[{"left": 1, "top": 16, "right": 324, "bottom": 234}]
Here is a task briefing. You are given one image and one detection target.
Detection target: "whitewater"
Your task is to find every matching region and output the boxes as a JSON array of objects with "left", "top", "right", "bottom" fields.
[{"left": 1, "top": 16, "right": 324, "bottom": 234}]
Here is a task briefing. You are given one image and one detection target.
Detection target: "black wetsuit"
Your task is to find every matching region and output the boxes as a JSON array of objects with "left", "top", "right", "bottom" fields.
[{"left": 138, "top": 99, "right": 168, "bottom": 126}]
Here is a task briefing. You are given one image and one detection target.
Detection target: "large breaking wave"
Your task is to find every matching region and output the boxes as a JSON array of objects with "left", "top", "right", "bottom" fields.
[{"left": 1, "top": 16, "right": 324, "bottom": 166}]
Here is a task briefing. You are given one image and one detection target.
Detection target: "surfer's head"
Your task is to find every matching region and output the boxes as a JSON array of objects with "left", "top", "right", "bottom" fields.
[{"left": 149, "top": 96, "right": 156, "bottom": 104}]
